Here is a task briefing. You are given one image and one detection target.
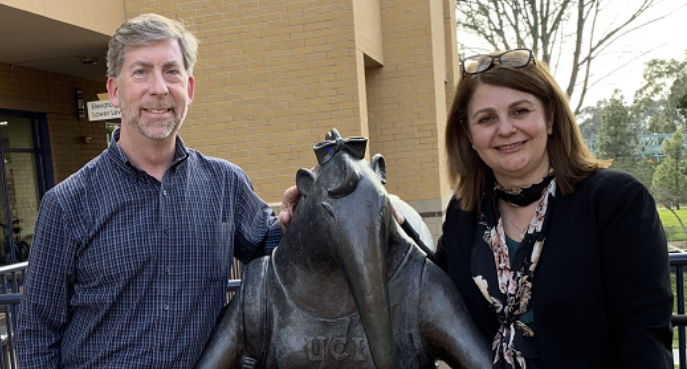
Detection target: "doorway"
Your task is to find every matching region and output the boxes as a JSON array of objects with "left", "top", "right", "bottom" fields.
[{"left": 0, "top": 110, "right": 52, "bottom": 266}]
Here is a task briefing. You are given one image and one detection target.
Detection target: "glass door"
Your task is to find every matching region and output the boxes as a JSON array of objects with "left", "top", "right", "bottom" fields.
[{"left": 0, "top": 111, "right": 51, "bottom": 265}]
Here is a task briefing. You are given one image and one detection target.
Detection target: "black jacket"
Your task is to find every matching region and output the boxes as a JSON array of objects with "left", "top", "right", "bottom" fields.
[{"left": 433, "top": 169, "right": 673, "bottom": 369}]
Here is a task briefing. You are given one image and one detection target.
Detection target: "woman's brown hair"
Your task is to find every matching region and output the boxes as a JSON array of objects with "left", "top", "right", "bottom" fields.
[{"left": 446, "top": 52, "right": 608, "bottom": 212}]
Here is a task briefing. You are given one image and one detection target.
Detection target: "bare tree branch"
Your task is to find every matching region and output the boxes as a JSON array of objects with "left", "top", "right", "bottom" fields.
[
  {"left": 565, "top": 0, "right": 588, "bottom": 100},
  {"left": 572, "top": 1, "right": 598, "bottom": 113},
  {"left": 580, "top": 0, "right": 656, "bottom": 66},
  {"left": 455, "top": 0, "right": 677, "bottom": 113}
]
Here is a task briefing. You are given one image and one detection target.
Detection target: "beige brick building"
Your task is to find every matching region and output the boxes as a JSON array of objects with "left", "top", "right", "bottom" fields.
[{"left": 0, "top": 0, "right": 460, "bottom": 249}]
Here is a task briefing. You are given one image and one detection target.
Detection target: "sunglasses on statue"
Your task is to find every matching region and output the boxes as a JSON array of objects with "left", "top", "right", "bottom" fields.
[
  {"left": 313, "top": 136, "right": 367, "bottom": 165},
  {"left": 461, "top": 49, "right": 536, "bottom": 76}
]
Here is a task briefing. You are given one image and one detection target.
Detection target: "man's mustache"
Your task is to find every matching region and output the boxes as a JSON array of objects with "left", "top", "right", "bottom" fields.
[{"left": 140, "top": 100, "right": 176, "bottom": 110}]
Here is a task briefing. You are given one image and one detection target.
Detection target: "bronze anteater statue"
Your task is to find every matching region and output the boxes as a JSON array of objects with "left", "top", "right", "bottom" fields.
[{"left": 194, "top": 129, "right": 490, "bottom": 369}]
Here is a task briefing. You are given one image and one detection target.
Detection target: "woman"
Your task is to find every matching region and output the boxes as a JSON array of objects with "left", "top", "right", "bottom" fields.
[{"left": 399, "top": 49, "right": 673, "bottom": 368}]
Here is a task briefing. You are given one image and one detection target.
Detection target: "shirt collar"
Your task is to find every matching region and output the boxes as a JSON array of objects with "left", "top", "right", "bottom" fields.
[{"left": 108, "top": 127, "right": 190, "bottom": 176}]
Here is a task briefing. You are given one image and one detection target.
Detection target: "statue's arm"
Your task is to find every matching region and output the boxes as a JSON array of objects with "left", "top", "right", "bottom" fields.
[
  {"left": 398, "top": 220, "right": 435, "bottom": 258},
  {"left": 419, "top": 263, "right": 491, "bottom": 368},
  {"left": 194, "top": 298, "right": 241, "bottom": 369}
]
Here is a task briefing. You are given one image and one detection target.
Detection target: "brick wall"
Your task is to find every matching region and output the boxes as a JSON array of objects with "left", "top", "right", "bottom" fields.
[
  {"left": 1, "top": 0, "right": 461, "bottom": 244},
  {"left": 131, "top": 0, "right": 458, "bottom": 241},
  {"left": 366, "top": 0, "right": 446, "bottom": 199},
  {"left": 363, "top": 0, "right": 458, "bottom": 239},
  {"left": 125, "top": 0, "right": 365, "bottom": 203},
  {"left": 353, "top": 0, "right": 383, "bottom": 65}
]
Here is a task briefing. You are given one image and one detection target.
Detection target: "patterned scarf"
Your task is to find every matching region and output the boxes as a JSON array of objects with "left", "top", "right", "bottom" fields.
[{"left": 470, "top": 175, "right": 556, "bottom": 369}]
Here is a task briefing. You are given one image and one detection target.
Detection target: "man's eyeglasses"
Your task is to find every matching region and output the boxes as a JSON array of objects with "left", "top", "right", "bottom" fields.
[{"left": 461, "top": 49, "right": 535, "bottom": 76}]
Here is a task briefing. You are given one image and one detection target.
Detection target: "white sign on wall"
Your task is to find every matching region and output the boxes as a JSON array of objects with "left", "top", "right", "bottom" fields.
[{"left": 87, "top": 100, "right": 121, "bottom": 121}]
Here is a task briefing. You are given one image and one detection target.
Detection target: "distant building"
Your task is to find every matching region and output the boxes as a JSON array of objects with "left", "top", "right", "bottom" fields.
[{"left": 585, "top": 134, "right": 687, "bottom": 158}]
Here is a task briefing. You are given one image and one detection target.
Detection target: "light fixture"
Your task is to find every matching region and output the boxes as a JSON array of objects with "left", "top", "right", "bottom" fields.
[
  {"left": 76, "top": 88, "right": 85, "bottom": 121},
  {"left": 0, "top": 122, "right": 7, "bottom": 126},
  {"left": 80, "top": 56, "right": 98, "bottom": 66}
]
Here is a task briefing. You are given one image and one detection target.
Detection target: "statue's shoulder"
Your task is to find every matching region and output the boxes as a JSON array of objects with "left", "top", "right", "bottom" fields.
[
  {"left": 239, "top": 256, "right": 272, "bottom": 365},
  {"left": 240, "top": 255, "right": 271, "bottom": 312},
  {"left": 389, "top": 245, "right": 427, "bottom": 292},
  {"left": 243, "top": 255, "right": 270, "bottom": 279}
]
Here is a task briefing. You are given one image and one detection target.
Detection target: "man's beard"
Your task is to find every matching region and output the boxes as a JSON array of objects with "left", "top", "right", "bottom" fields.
[{"left": 120, "top": 99, "right": 185, "bottom": 140}]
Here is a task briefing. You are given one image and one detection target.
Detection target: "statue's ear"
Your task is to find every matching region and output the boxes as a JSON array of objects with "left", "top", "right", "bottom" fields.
[
  {"left": 370, "top": 154, "right": 387, "bottom": 184},
  {"left": 296, "top": 168, "right": 315, "bottom": 196}
]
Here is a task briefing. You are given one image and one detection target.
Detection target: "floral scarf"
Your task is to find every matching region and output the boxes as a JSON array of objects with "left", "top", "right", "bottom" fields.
[{"left": 471, "top": 176, "right": 556, "bottom": 369}]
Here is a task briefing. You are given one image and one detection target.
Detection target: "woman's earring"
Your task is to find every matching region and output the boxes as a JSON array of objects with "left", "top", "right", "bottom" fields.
[
  {"left": 547, "top": 127, "right": 553, "bottom": 135},
  {"left": 471, "top": 144, "right": 475, "bottom": 150}
]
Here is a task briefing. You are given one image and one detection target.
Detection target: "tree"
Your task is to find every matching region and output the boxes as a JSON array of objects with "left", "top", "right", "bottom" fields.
[
  {"left": 633, "top": 156, "right": 657, "bottom": 191},
  {"left": 652, "top": 130, "right": 687, "bottom": 238},
  {"left": 455, "top": 0, "right": 679, "bottom": 114},
  {"left": 678, "top": 90, "right": 687, "bottom": 122},
  {"left": 596, "top": 91, "right": 639, "bottom": 173},
  {"left": 633, "top": 51, "right": 687, "bottom": 133},
  {"left": 576, "top": 100, "right": 605, "bottom": 140}
]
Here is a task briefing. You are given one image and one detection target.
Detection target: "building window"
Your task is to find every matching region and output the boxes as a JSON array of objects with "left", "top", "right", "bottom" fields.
[{"left": 0, "top": 110, "right": 52, "bottom": 265}]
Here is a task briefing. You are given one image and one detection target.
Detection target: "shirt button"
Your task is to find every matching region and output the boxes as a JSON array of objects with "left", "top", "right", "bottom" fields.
[
  {"left": 164, "top": 228, "right": 170, "bottom": 234},
  {"left": 162, "top": 190, "right": 167, "bottom": 196},
  {"left": 164, "top": 305, "right": 169, "bottom": 311},
  {"left": 164, "top": 266, "right": 170, "bottom": 273}
]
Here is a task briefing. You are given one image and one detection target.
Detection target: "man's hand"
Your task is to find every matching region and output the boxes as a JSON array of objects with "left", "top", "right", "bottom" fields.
[{"left": 279, "top": 185, "right": 301, "bottom": 233}]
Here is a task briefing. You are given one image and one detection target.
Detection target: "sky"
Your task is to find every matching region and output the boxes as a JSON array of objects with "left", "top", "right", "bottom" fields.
[{"left": 456, "top": 0, "right": 687, "bottom": 111}]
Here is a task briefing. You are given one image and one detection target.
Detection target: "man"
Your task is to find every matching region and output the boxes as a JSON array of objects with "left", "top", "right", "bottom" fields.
[{"left": 17, "top": 13, "right": 297, "bottom": 368}]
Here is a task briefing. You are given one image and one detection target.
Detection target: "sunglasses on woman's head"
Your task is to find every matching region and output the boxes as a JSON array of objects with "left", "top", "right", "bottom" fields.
[{"left": 461, "top": 49, "right": 535, "bottom": 76}]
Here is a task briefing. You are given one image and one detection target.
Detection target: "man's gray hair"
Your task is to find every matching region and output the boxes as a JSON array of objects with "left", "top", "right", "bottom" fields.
[{"left": 107, "top": 13, "right": 199, "bottom": 78}]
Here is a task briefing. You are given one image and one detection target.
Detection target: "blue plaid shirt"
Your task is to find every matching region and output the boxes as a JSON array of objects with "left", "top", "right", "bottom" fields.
[{"left": 17, "top": 130, "right": 282, "bottom": 368}]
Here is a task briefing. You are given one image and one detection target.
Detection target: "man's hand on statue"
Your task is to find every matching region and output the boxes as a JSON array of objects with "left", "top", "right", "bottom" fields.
[{"left": 279, "top": 185, "right": 301, "bottom": 233}]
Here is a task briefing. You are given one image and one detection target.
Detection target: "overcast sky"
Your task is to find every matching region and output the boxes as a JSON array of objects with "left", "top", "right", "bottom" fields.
[
  {"left": 576, "top": 0, "right": 687, "bottom": 107},
  {"left": 456, "top": 0, "right": 687, "bottom": 111}
]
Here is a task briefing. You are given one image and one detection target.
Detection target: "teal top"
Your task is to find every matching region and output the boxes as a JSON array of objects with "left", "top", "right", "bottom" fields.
[{"left": 506, "top": 236, "right": 535, "bottom": 331}]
